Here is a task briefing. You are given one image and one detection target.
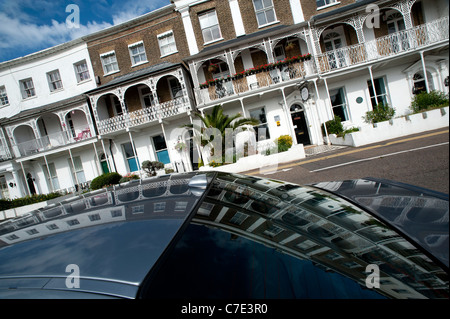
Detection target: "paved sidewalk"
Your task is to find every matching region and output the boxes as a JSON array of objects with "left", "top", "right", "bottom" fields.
[{"left": 304, "top": 144, "right": 347, "bottom": 157}]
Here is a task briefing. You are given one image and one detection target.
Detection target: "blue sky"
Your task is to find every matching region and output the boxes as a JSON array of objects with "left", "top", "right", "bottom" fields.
[{"left": 0, "top": 0, "right": 171, "bottom": 63}]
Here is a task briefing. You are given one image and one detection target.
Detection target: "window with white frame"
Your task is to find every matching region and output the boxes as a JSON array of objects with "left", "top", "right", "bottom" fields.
[
  {"left": 158, "top": 31, "right": 177, "bottom": 57},
  {"left": 43, "top": 162, "right": 60, "bottom": 191},
  {"left": 0, "top": 86, "right": 9, "bottom": 106},
  {"left": 174, "top": 201, "right": 188, "bottom": 212},
  {"left": 329, "top": 87, "right": 349, "bottom": 121},
  {"left": 413, "top": 72, "right": 434, "bottom": 95},
  {"left": 100, "top": 51, "right": 119, "bottom": 75},
  {"left": 131, "top": 205, "right": 145, "bottom": 214},
  {"left": 367, "top": 77, "right": 390, "bottom": 108},
  {"left": 199, "top": 10, "right": 222, "bottom": 43},
  {"left": 74, "top": 60, "right": 90, "bottom": 83},
  {"left": 316, "top": 0, "right": 338, "bottom": 9},
  {"left": 69, "top": 156, "right": 86, "bottom": 184},
  {"left": 154, "top": 202, "right": 166, "bottom": 213},
  {"left": 20, "top": 78, "right": 36, "bottom": 99},
  {"left": 253, "top": 0, "right": 277, "bottom": 27},
  {"left": 249, "top": 107, "right": 270, "bottom": 142},
  {"left": 0, "top": 175, "right": 10, "bottom": 200},
  {"left": 122, "top": 142, "right": 139, "bottom": 172},
  {"left": 47, "top": 70, "right": 63, "bottom": 92},
  {"left": 263, "top": 224, "right": 283, "bottom": 238},
  {"left": 230, "top": 212, "right": 249, "bottom": 225},
  {"left": 129, "top": 42, "right": 147, "bottom": 66},
  {"left": 139, "top": 85, "right": 154, "bottom": 108}
]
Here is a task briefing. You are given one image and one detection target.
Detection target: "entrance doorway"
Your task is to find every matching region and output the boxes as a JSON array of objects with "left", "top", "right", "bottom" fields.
[{"left": 290, "top": 104, "right": 311, "bottom": 145}]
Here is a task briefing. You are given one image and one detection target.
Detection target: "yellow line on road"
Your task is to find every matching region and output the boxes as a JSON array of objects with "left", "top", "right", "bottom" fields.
[{"left": 248, "top": 129, "right": 449, "bottom": 175}]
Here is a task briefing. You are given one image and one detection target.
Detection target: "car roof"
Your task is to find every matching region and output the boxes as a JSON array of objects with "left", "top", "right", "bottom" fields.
[{"left": 0, "top": 172, "right": 212, "bottom": 298}]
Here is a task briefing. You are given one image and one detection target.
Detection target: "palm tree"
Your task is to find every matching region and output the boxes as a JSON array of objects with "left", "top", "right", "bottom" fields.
[{"left": 185, "top": 104, "right": 259, "bottom": 164}]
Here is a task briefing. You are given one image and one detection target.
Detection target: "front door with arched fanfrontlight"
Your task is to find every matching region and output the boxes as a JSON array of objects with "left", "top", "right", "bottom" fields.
[{"left": 290, "top": 104, "right": 311, "bottom": 145}]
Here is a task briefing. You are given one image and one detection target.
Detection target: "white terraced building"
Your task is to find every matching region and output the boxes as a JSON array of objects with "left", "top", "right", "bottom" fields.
[
  {"left": 0, "top": 39, "right": 98, "bottom": 199},
  {"left": 0, "top": 0, "right": 448, "bottom": 199}
]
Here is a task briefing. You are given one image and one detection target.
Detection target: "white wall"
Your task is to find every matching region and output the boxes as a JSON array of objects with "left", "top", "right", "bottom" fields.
[{"left": 0, "top": 41, "right": 96, "bottom": 119}]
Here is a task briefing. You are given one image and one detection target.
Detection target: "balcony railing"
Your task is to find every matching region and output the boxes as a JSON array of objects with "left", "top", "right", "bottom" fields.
[
  {"left": 12, "top": 128, "right": 93, "bottom": 158},
  {"left": 196, "top": 58, "right": 316, "bottom": 105},
  {"left": 97, "top": 96, "right": 191, "bottom": 135},
  {"left": 316, "top": 16, "right": 449, "bottom": 73},
  {"left": 194, "top": 16, "right": 448, "bottom": 106}
]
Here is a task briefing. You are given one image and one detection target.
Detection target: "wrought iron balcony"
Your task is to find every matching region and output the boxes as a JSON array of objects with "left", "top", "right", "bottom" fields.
[
  {"left": 195, "top": 57, "right": 316, "bottom": 105},
  {"left": 12, "top": 128, "right": 93, "bottom": 158},
  {"left": 97, "top": 96, "right": 191, "bottom": 135},
  {"left": 316, "top": 16, "right": 449, "bottom": 73}
]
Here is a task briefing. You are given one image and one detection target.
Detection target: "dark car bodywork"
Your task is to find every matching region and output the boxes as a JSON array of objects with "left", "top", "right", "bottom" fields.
[{"left": 0, "top": 172, "right": 448, "bottom": 299}]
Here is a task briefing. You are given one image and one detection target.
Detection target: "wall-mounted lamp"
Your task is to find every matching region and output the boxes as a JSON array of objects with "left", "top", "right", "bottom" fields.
[{"left": 445, "top": 76, "right": 449, "bottom": 87}]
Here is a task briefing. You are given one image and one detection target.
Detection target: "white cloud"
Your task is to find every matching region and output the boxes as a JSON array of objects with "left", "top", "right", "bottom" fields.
[
  {"left": 0, "top": 12, "right": 112, "bottom": 61},
  {"left": 0, "top": 0, "right": 171, "bottom": 62},
  {"left": 111, "top": 0, "right": 170, "bottom": 25}
]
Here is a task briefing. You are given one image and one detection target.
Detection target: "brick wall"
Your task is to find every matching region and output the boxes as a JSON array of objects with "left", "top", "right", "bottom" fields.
[
  {"left": 188, "top": 0, "right": 235, "bottom": 52},
  {"left": 87, "top": 11, "right": 189, "bottom": 85},
  {"left": 237, "top": 0, "right": 294, "bottom": 34},
  {"left": 300, "top": 0, "right": 357, "bottom": 20}
]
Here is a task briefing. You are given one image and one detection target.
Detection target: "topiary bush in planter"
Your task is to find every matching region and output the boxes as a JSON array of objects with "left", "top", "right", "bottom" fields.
[
  {"left": 142, "top": 160, "right": 165, "bottom": 177},
  {"left": 90, "top": 172, "right": 122, "bottom": 190}
]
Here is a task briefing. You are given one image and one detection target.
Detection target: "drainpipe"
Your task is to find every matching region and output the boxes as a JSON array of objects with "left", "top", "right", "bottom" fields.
[
  {"left": 109, "top": 139, "right": 118, "bottom": 172},
  {"left": 100, "top": 139, "right": 112, "bottom": 173}
]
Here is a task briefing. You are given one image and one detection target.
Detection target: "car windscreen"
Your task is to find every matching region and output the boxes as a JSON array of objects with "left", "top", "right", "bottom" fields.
[{"left": 140, "top": 172, "right": 449, "bottom": 299}]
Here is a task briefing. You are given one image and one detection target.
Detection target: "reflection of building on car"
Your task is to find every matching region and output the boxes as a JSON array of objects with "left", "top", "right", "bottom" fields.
[{"left": 0, "top": 172, "right": 448, "bottom": 299}]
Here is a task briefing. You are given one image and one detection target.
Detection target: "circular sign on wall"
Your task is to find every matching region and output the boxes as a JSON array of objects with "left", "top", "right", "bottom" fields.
[{"left": 356, "top": 97, "right": 363, "bottom": 104}]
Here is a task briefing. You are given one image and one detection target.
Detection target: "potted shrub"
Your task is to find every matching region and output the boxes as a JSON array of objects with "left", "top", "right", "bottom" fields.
[
  {"left": 363, "top": 103, "right": 396, "bottom": 124},
  {"left": 142, "top": 160, "right": 165, "bottom": 177}
]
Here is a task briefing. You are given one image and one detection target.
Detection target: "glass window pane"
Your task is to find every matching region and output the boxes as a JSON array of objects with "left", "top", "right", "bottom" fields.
[
  {"left": 123, "top": 143, "right": 135, "bottom": 158},
  {"left": 263, "top": 0, "right": 272, "bottom": 8},
  {"left": 266, "top": 10, "right": 275, "bottom": 23},
  {"left": 157, "top": 150, "right": 170, "bottom": 165},
  {"left": 203, "top": 29, "right": 212, "bottom": 43},
  {"left": 153, "top": 135, "right": 167, "bottom": 151},
  {"left": 256, "top": 12, "right": 267, "bottom": 26},
  {"left": 128, "top": 158, "right": 139, "bottom": 172},
  {"left": 254, "top": 0, "right": 263, "bottom": 10}
]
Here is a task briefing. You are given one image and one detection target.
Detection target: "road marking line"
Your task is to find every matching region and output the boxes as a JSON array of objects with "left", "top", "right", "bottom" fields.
[
  {"left": 311, "top": 142, "right": 449, "bottom": 172},
  {"left": 248, "top": 129, "right": 449, "bottom": 175}
]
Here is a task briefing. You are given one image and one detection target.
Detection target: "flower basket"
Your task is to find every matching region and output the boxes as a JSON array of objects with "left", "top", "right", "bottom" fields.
[
  {"left": 285, "top": 42, "right": 296, "bottom": 51},
  {"left": 208, "top": 64, "right": 218, "bottom": 73},
  {"left": 175, "top": 141, "right": 187, "bottom": 152}
]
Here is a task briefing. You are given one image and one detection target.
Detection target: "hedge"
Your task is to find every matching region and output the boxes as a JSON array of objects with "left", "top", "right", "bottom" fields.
[{"left": 0, "top": 192, "right": 62, "bottom": 211}]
